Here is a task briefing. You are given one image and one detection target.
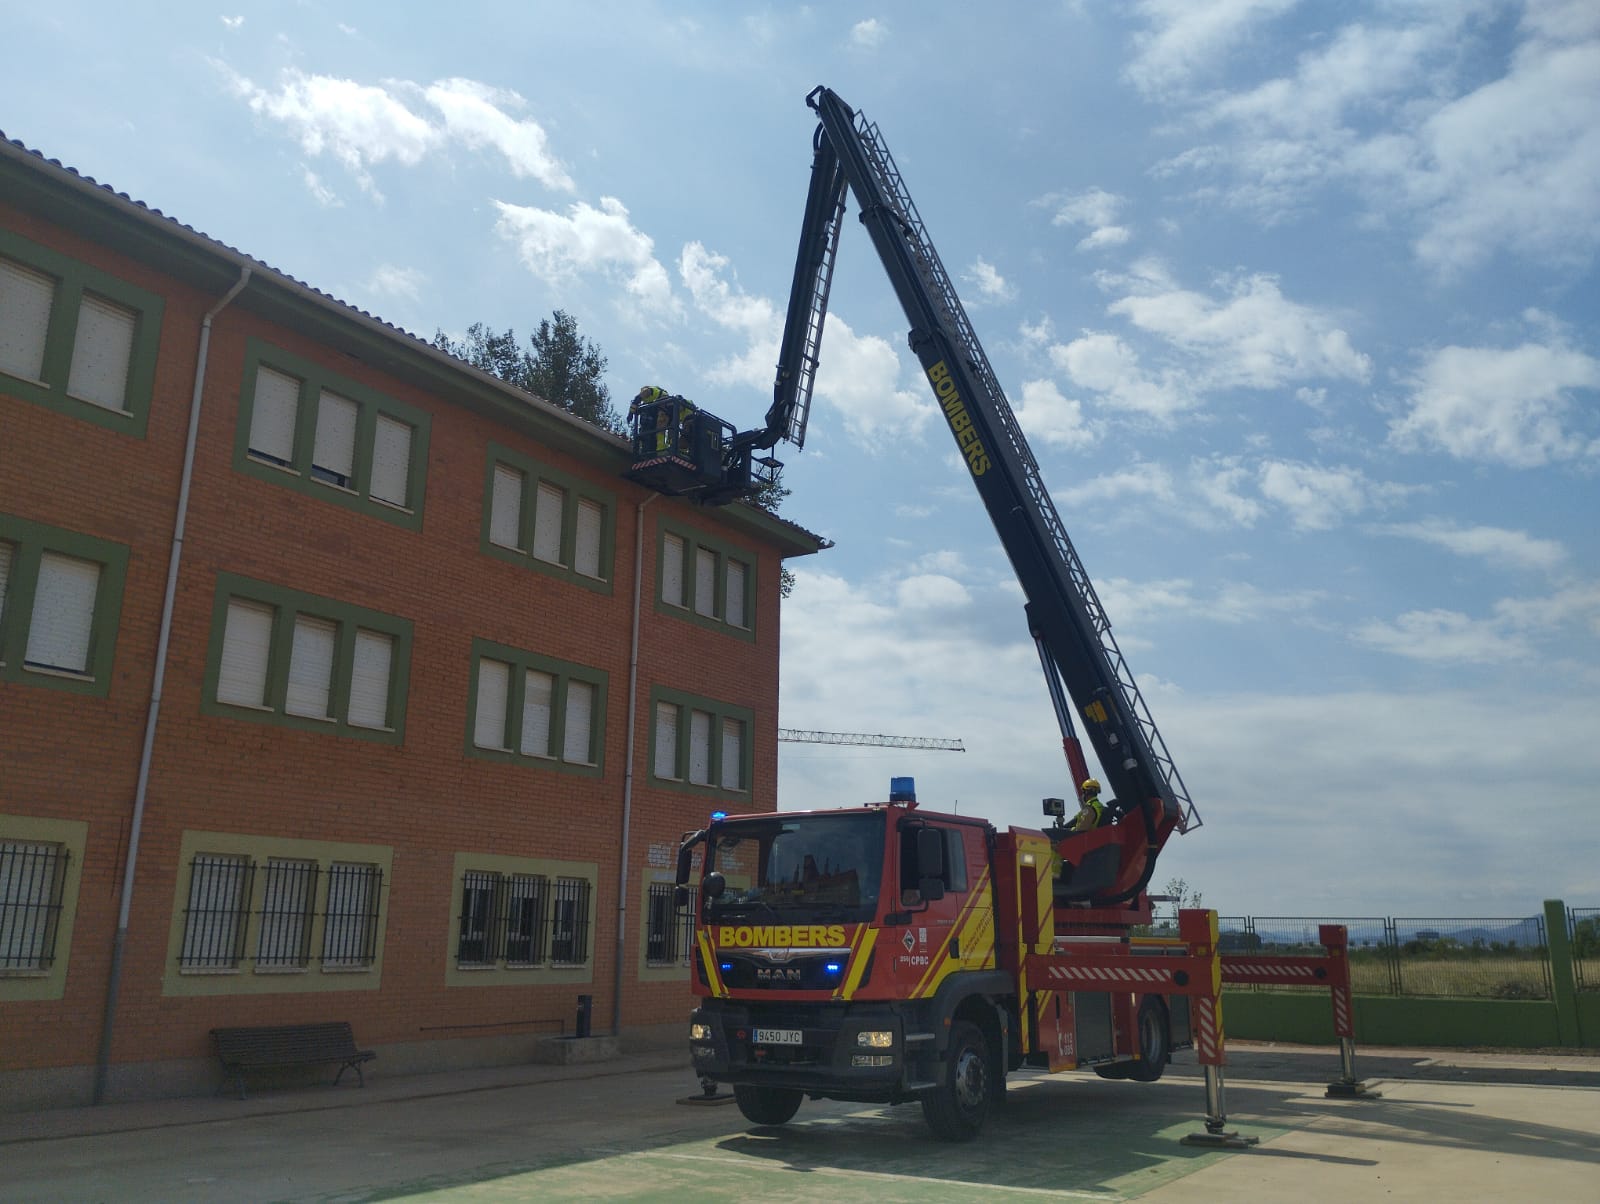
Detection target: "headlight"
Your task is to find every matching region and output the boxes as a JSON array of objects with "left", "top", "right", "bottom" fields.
[
  {"left": 690, "top": 1022, "right": 712, "bottom": 1041},
  {"left": 856, "top": 1030, "right": 894, "bottom": 1049}
]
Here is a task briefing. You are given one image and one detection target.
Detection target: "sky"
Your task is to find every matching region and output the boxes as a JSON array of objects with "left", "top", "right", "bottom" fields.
[{"left": 4, "top": 1, "right": 1597, "bottom": 918}]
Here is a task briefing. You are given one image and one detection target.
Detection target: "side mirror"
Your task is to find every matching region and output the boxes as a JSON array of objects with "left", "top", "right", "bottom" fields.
[
  {"left": 918, "top": 876, "right": 946, "bottom": 902},
  {"left": 673, "top": 885, "right": 690, "bottom": 909}
]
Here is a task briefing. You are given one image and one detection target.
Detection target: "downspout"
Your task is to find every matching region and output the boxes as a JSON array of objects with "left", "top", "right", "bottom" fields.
[
  {"left": 93, "top": 267, "right": 251, "bottom": 1104},
  {"left": 613, "top": 492, "right": 656, "bottom": 1036}
]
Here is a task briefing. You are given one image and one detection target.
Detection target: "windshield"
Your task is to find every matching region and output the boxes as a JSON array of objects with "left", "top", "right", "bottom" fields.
[{"left": 705, "top": 812, "right": 884, "bottom": 923}]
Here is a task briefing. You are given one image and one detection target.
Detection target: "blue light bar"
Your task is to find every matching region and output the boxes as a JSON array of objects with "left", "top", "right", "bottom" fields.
[
  {"left": 889, "top": 776, "right": 916, "bottom": 802},
  {"left": 710, "top": 810, "right": 728, "bottom": 821}
]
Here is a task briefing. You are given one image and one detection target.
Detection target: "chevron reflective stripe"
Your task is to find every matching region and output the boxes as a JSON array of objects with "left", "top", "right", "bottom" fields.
[
  {"left": 1044, "top": 964, "right": 1175, "bottom": 986},
  {"left": 1222, "top": 961, "right": 1321, "bottom": 980},
  {"left": 1193, "top": 997, "right": 1223, "bottom": 1063},
  {"left": 697, "top": 929, "right": 727, "bottom": 998},
  {"left": 1331, "top": 985, "right": 1354, "bottom": 1037}
]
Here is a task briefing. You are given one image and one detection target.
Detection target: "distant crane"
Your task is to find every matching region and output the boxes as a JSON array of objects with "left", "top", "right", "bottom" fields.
[{"left": 778, "top": 729, "right": 964, "bottom": 752}]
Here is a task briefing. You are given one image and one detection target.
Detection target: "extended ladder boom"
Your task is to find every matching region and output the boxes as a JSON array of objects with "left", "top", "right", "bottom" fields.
[{"left": 782, "top": 87, "right": 1199, "bottom": 902}]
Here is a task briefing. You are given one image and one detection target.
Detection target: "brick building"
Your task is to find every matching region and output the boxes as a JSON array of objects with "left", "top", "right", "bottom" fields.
[{"left": 0, "top": 136, "right": 824, "bottom": 1109}]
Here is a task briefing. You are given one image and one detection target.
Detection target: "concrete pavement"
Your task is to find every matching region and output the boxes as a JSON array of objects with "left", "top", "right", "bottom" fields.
[{"left": 3, "top": 1043, "right": 1597, "bottom": 1201}]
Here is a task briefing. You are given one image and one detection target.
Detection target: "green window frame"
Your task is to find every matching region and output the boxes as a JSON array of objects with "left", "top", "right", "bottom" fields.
[
  {"left": 160, "top": 830, "right": 393, "bottom": 997},
  {"left": 0, "top": 513, "right": 128, "bottom": 696},
  {"left": 201, "top": 573, "right": 412, "bottom": 745},
  {"left": 481, "top": 443, "right": 616, "bottom": 595},
  {"left": 233, "top": 337, "right": 431, "bottom": 531},
  {"left": 466, "top": 638, "right": 608, "bottom": 777},
  {"left": 446, "top": 852, "right": 598, "bottom": 988},
  {"left": 0, "top": 228, "right": 164, "bottom": 437},
  {"left": 655, "top": 520, "right": 755, "bottom": 642},
  {"left": 647, "top": 685, "right": 753, "bottom": 799}
]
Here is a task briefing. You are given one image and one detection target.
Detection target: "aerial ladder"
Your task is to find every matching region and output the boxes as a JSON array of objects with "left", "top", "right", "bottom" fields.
[{"left": 636, "top": 89, "right": 1376, "bottom": 1133}]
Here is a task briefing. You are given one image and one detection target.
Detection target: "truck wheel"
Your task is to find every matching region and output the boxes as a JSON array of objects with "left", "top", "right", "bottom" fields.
[
  {"left": 733, "top": 1084, "right": 803, "bottom": 1126},
  {"left": 921, "top": 1021, "right": 991, "bottom": 1142},
  {"left": 1127, "top": 997, "right": 1170, "bottom": 1082}
]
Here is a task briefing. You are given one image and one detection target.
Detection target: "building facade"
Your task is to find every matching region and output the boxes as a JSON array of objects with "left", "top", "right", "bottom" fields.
[{"left": 0, "top": 137, "right": 823, "bottom": 1109}]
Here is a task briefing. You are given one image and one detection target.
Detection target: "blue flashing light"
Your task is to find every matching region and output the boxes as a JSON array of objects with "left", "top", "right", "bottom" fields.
[
  {"left": 889, "top": 776, "right": 916, "bottom": 803},
  {"left": 710, "top": 810, "right": 728, "bottom": 821},
  {"left": 720, "top": 963, "right": 733, "bottom": 973},
  {"left": 824, "top": 962, "right": 843, "bottom": 974}
]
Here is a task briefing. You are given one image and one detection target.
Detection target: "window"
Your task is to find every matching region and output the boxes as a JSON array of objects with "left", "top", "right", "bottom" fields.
[
  {"left": 0, "top": 229, "right": 164, "bottom": 436},
  {"left": 468, "top": 639, "right": 607, "bottom": 775},
  {"left": 898, "top": 826, "right": 970, "bottom": 899},
  {"left": 234, "top": 339, "right": 429, "bottom": 530},
  {"left": 256, "top": 859, "right": 316, "bottom": 969},
  {"left": 649, "top": 688, "right": 752, "bottom": 798},
  {"left": 205, "top": 574, "right": 411, "bottom": 744},
  {"left": 452, "top": 866, "right": 592, "bottom": 972},
  {"left": 0, "top": 514, "right": 129, "bottom": 695},
  {"left": 0, "top": 841, "right": 68, "bottom": 972},
  {"left": 164, "top": 834, "right": 392, "bottom": 994},
  {"left": 179, "top": 854, "right": 253, "bottom": 970},
  {"left": 656, "top": 524, "right": 755, "bottom": 637},
  {"left": 482, "top": 443, "right": 614, "bottom": 591},
  {"left": 322, "top": 863, "right": 382, "bottom": 969},
  {"left": 645, "top": 881, "right": 693, "bottom": 968}
]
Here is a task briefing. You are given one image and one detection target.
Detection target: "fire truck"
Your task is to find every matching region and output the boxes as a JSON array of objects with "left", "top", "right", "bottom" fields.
[{"left": 635, "top": 88, "right": 1367, "bottom": 1142}]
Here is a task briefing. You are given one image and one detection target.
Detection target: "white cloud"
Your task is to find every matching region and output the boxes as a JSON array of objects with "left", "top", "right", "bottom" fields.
[
  {"left": 850, "top": 18, "right": 888, "bottom": 50},
  {"left": 897, "top": 573, "right": 972, "bottom": 610},
  {"left": 1390, "top": 341, "right": 1600, "bottom": 467},
  {"left": 222, "top": 67, "right": 574, "bottom": 197},
  {"left": 1041, "top": 187, "right": 1131, "bottom": 252},
  {"left": 493, "top": 197, "right": 677, "bottom": 318},
  {"left": 1190, "top": 458, "right": 1265, "bottom": 527},
  {"left": 1049, "top": 331, "right": 1193, "bottom": 419},
  {"left": 1124, "top": 0, "right": 1300, "bottom": 96},
  {"left": 221, "top": 15, "right": 243, "bottom": 30},
  {"left": 1257, "top": 459, "right": 1405, "bottom": 531},
  {"left": 1354, "top": 609, "right": 1530, "bottom": 664},
  {"left": 422, "top": 78, "right": 574, "bottom": 191},
  {"left": 1054, "top": 461, "right": 1176, "bottom": 508},
  {"left": 1016, "top": 379, "right": 1097, "bottom": 449},
  {"left": 1107, "top": 272, "right": 1371, "bottom": 390},
  {"left": 365, "top": 264, "right": 424, "bottom": 302},
  {"left": 300, "top": 167, "right": 341, "bottom": 207},
  {"left": 1369, "top": 520, "right": 1566, "bottom": 573},
  {"left": 963, "top": 258, "right": 1016, "bottom": 302}
]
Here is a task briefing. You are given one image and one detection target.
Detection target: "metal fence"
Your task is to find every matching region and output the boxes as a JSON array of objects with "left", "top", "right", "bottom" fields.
[
  {"left": 1570, "top": 907, "right": 1600, "bottom": 993},
  {"left": 1210, "top": 913, "right": 1552, "bottom": 1000}
]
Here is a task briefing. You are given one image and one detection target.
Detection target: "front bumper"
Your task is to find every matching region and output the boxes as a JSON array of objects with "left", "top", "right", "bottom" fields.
[{"left": 689, "top": 1000, "right": 928, "bottom": 1103}]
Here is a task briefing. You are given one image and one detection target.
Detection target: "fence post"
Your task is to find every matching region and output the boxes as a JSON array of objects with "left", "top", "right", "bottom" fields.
[
  {"left": 1383, "top": 918, "right": 1402, "bottom": 996},
  {"left": 1545, "top": 899, "right": 1580, "bottom": 1045}
]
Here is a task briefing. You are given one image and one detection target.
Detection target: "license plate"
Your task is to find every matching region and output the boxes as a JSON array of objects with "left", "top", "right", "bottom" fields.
[{"left": 752, "top": 1028, "right": 803, "bottom": 1045}]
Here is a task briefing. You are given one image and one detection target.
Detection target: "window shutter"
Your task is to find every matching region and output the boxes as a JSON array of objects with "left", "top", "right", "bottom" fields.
[
  {"left": 181, "top": 854, "right": 250, "bottom": 969},
  {"left": 474, "top": 658, "right": 510, "bottom": 749},
  {"left": 323, "top": 863, "right": 377, "bottom": 967},
  {"left": 533, "top": 481, "right": 564, "bottom": 563},
  {"left": 489, "top": 465, "right": 523, "bottom": 548},
  {"left": 347, "top": 629, "right": 394, "bottom": 729},
  {"left": 720, "top": 717, "right": 743, "bottom": 790},
  {"left": 312, "top": 390, "right": 359, "bottom": 487},
  {"left": 217, "top": 600, "right": 274, "bottom": 706},
  {"left": 256, "top": 859, "right": 314, "bottom": 967},
  {"left": 689, "top": 710, "right": 712, "bottom": 784},
  {"left": 66, "top": 292, "right": 136, "bottom": 411},
  {"left": 726, "top": 560, "right": 747, "bottom": 628},
  {"left": 0, "top": 541, "right": 12, "bottom": 635},
  {"left": 249, "top": 367, "right": 300, "bottom": 465},
  {"left": 662, "top": 534, "right": 685, "bottom": 607},
  {"left": 574, "top": 498, "right": 603, "bottom": 578},
  {"left": 654, "top": 702, "right": 678, "bottom": 778},
  {"left": 521, "top": 669, "right": 553, "bottom": 757},
  {"left": 285, "top": 615, "right": 336, "bottom": 719},
  {"left": 370, "top": 414, "right": 412, "bottom": 507},
  {"left": 694, "top": 548, "right": 717, "bottom": 617},
  {"left": 0, "top": 257, "right": 55, "bottom": 383},
  {"left": 563, "top": 679, "right": 595, "bottom": 764},
  {"left": 24, "top": 552, "right": 99, "bottom": 674}
]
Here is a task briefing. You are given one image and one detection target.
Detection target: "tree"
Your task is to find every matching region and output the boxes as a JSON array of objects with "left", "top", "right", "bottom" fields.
[{"left": 433, "top": 310, "right": 623, "bottom": 434}]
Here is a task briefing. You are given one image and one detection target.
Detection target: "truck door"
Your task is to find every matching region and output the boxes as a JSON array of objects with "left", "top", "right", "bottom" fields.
[{"left": 892, "top": 822, "right": 989, "bottom": 995}]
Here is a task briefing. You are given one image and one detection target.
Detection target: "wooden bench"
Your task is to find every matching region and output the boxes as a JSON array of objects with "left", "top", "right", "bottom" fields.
[{"left": 211, "top": 1022, "right": 376, "bottom": 1099}]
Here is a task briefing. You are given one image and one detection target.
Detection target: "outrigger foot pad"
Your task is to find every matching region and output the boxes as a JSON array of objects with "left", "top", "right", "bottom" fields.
[
  {"left": 1181, "top": 1129, "right": 1260, "bottom": 1149},
  {"left": 1326, "top": 1080, "right": 1383, "bottom": 1099},
  {"left": 677, "top": 1076, "right": 736, "bottom": 1106}
]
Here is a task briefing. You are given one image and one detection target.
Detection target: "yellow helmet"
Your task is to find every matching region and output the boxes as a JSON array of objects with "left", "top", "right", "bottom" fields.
[
  {"left": 634, "top": 385, "right": 665, "bottom": 404},
  {"left": 1079, "top": 778, "right": 1100, "bottom": 798}
]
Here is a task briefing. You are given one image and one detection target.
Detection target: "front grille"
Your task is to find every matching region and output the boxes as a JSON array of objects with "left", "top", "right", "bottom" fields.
[{"left": 718, "top": 951, "right": 848, "bottom": 991}]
